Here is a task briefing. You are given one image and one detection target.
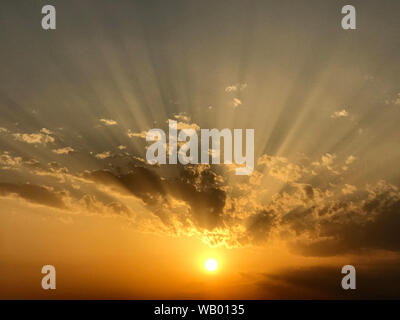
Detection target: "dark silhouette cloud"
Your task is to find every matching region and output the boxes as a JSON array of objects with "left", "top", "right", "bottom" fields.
[
  {"left": 83, "top": 164, "right": 226, "bottom": 230},
  {"left": 253, "top": 262, "right": 400, "bottom": 299},
  {"left": 287, "top": 182, "right": 400, "bottom": 256},
  {"left": 0, "top": 182, "right": 66, "bottom": 209}
]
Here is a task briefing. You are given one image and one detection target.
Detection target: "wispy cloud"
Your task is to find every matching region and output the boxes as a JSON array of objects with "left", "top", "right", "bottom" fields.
[
  {"left": 331, "top": 109, "right": 349, "bottom": 118},
  {"left": 95, "top": 151, "right": 111, "bottom": 159},
  {"left": 53, "top": 147, "right": 75, "bottom": 155},
  {"left": 12, "top": 131, "right": 55, "bottom": 144},
  {"left": 225, "top": 83, "right": 247, "bottom": 92},
  {"left": 395, "top": 93, "right": 400, "bottom": 105},
  {"left": 127, "top": 130, "right": 147, "bottom": 139},
  {"left": 233, "top": 98, "right": 242, "bottom": 108},
  {"left": 100, "top": 118, "right": 118, "bottom": 126}
]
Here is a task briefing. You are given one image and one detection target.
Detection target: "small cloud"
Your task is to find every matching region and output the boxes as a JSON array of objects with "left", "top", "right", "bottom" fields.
[
  {"left": 174, "top": 113, "right": 191, "bottom": 122},
  {"left": 331, "top": 109, "right": 349, "bottom": 119},
  {"left": 13, "top": 132, "right": 54, "bottom": 144},
  {"left": 100, "top": 118, "right": 118, "bottom": 126},
  {"left": 395, "top": 93, "right": 400, "bottom": 105},
  {"left": 342, "top": 184, "right": 357, "bottom": 195},
  {"left": 0, "top": 151, "right": 22, "bottom": 169},
  {"left": 118, "top": 145, "right": 127, "bottom": 150},
  {"left": 345, "top": 155, "right": 356, "bottom": 165},
  {"left": 52, "top": 147, "right": 75, "bottom": 155},
  {"left": 233, "top": 98, "right": 242, "bottom": 108},
  {"left": 225, "top": 85, "right": 237, "bottom": 92},
  {"left": 95, "top": 151, "right": 111, "bottom": 159},
  {"left": 176, "top": 121, "right": 200, "bottom": 131},
  {"left": 225, "top": 83, "right": 247, "bottom": 92},
  {"left": 321, "top": 153, "right": 335, "bottom": 166},
  {"left": 127, "top": 130, "right": 147, "bottom": 139},
  {"left": 0, "top": 127, "right": 9, "bottom": 133},
  {"left": 40, "top": 128, "right": 53, "bottom": 135},
  {"left": 167, "top": 116, "right": 201, "bottom": 131}
]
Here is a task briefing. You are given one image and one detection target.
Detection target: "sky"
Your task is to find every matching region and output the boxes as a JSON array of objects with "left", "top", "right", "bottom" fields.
[{"left": 1, "top": 0, "right": 400, "bottom": 299}]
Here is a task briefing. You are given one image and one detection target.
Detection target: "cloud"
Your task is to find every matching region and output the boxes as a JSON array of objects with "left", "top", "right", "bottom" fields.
[
  {"left": 0, "top": 151, "right": 56, "bottom": 174},
  {"left": 2, "top": 141, "right": 400, "bottom": 258},
  {"left": 40, "top": 128, "right": 53, "bottom": 135},
  {"left": 175, "top": 121, "right": 200, "bottom": 131},
  {"left": 53, "top": 147, "right": 75, "bottom": 155},
  {"left": 95, "top": 151, "right": 111, "bottom": 159},
  {"left": 342, "top": 184, "right": 357, "bottom": 195},
  {"left": 79, "top": 194, "right": 131, "bottom": 217},
  {"left": 73, "top": 152, "right": 400, "bottom": 255},
  {"left": 285, "top": 181, "right": 400, "bottom": 256},
  {"left": 244, "top": 210, "right": 277, "bottom": 244},
  {"left": 213, "top": 154, "right": 400, "bottom": 255},
  {"left": 321, "top": 153, "right": 335, "bottom": 166},
  {"left": 331, "top": 109, "right": 349, "bottom": 118},
  {"left": 99, "top": 119, "right": 118, "bottom": 126},
  {"left": 0, "top": 152, "right": 23, "bottom": 169},
  {"left": 168, "top": 115, "right": 201, "bottom": 131},
  {"left": 345, "top": 155, "right": 356, "bottom": 165},
  {"left": 0, "top": 183, "right": 66, "bottom": 208},
  {"left": 225, "top": 86, "right": 237, "bottom": 92},
  {"left": 174, "top": 113, "right": 191, "bottom": 122},
  {"left": 127, "top": 130, "right": 147, "bottom": 139},
  {"left": 395, "top": 93, "right": 400, "bottom": 105},
  {"left": 233, "top": 98, "right": 242, "bottom": 108},
  {"left": 258, "top": 155, "right": 304, "bottom": 182},
  {"left": 83, "top": 164, "right": 226, "bottom": 230},
  {"left": 312, "top": 153, "right": 339, "bottom": 173},
  {"left": 12, "top": 130, "right": 55, "bottom": 145},
  {"left": 225, "top": 83, "right": 247, "bottom": 92},
  {"left": 253, "top": 262, "right": 400, "bottom": 299},
  {"left": 127, "top": 115, "right": 201, "bottom": 141}
]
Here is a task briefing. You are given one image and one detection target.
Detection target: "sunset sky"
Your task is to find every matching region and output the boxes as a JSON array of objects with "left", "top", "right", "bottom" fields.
[{"left": 1, "top": 0, "right": 400, "bottom": 299}]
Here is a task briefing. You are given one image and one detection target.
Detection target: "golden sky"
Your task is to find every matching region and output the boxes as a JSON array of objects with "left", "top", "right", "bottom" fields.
[{"left": 1, "top": 0, "right": 400, "bottom": 299}]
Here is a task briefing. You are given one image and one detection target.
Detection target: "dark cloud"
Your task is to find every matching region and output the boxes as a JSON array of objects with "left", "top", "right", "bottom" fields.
[
  {"left": 2, "top": 147, "right": 400, "bottom": 257},
  {"left": 244, "top": 210, "right": 277, "bottom": 244},
  {"left": 83, "top": 164, "right": 226, "bottom": 230},
  {"left": 253, "top": 261, "right": 400, "bottom": 299},
  {"left": 165, "top": 166, "right": 226, "bottom": 229},
  {"left": 288, "top": 182, "right": 400, "bottom": 256},
  {"left": 79, "top": 194, "right": 131, "bottom": 217},
  {"left": 79, "top": 159, "right": 400, "bottom": 254},
  {"left": 0, "top": 182, "right": 66, "bottom": 209}
]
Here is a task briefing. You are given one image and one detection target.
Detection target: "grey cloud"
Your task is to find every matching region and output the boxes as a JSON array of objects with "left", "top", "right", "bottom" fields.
[
  {"left": 0, "top": 183, "right": 66, "bottom": 209},
  {"left": 253, "top": 262, "right": 400, "bottom": 299},
  {"left": 79, "top": 194, "right": 131, "bottom": 217},
  {"left": 284, "top": 181, "right": 400, "bottom": 256},
  {"left": 243, "top": 210, "right": 277, "bottom": 245},
  {"left": 83, "top": 164, "right": 226, "bottom": 230}
]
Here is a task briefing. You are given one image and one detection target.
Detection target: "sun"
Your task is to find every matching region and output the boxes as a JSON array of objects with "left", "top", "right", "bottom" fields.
[{"left": 204, "top": 258, "right": 218, "bottom": 272}]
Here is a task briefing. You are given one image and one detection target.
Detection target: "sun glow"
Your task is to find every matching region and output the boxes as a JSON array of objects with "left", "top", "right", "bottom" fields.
[{"left": 204, "top": 258, "right": 218, "bottom": 272}]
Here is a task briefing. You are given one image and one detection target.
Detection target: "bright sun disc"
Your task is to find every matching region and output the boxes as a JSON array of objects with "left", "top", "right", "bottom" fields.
[{"left": 205, "top": 258, "right": 218, "bottom": 272}]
